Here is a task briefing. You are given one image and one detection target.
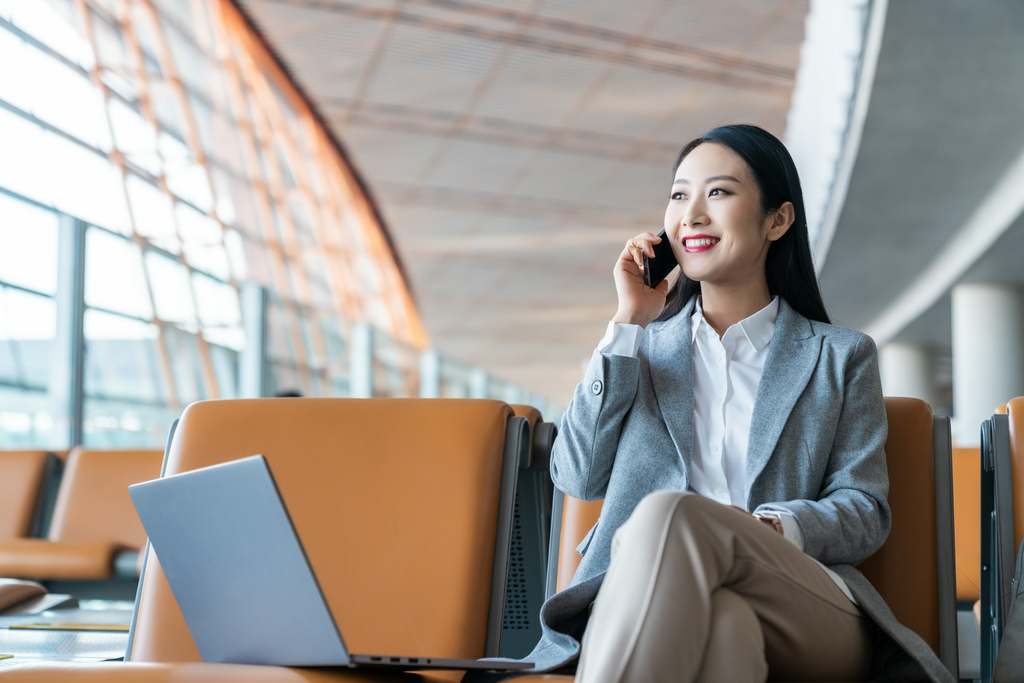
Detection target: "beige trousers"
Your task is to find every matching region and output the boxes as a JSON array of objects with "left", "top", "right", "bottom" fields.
[{"left": 575, "top": 491, "right": 875, "bottom": 683}]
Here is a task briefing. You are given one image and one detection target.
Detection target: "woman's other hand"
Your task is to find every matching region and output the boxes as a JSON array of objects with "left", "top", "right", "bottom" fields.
[
  {"left": 729, "top": 505, "right": 785, "bottom": 535},
  {"left": 612, "top": 232, "right": 671, "bottom": 327}
]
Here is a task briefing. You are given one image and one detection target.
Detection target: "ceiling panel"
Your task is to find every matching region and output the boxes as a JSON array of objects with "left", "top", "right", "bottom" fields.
[{"left": 238, "top": 0, "right": 808, "bottom": 405}]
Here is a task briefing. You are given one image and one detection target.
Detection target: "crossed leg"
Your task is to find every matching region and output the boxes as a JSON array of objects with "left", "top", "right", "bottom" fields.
[{"left": 574, "top": 491, "right": 874, "bottom": 683}]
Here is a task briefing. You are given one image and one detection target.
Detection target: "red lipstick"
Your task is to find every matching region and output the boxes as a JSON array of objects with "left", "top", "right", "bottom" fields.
[{"left": 682, "top": 233, "right": 720, "bottom": 253}]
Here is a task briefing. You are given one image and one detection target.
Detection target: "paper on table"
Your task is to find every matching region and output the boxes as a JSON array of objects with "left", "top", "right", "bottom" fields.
[{"left": 8, "top": 623, "right": 129, "bottom": 632}]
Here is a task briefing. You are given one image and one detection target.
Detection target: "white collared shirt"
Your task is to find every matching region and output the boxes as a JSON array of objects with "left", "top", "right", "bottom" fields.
[
  {"left": 595, "top": 296, "right": 856, "bottom": 604},
  {"left": 689, "top": 295, "right": 777, "bottom": 509}
]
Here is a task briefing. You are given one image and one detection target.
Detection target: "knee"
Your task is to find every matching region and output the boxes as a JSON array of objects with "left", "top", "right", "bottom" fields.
[
  {"left": 618, "top": 490, "right": 709, "bottom": 539},
  {"left": 613, "top": 492, "right": 726, "bottom": 558},
  {"left": 638, "top": 489, "right": 720, "bottom": 524},
  {"left": 630, "top": 490, "right": 689, "bottom": 527},
  {"left": 621, "top": 491, "right": 725, "bottom": 541}
]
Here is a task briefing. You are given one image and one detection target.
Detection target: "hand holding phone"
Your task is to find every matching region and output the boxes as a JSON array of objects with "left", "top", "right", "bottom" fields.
[
  {"left": 642, "top": 229, "right": 679, "bottom": 289},
  {"left": 612, "top": 230, "right": 675, "bottom": 328}
]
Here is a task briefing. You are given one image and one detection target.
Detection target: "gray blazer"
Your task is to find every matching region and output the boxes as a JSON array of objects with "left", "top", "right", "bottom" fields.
[{"left": 474, "top": 297, "right": 954, "bottom": 683}]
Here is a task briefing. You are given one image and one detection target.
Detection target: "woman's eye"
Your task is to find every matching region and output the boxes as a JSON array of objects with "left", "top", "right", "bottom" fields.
[
  {"left": 670, "top": 192, "right": 685, "bottom": 200},
  {"left": 709, "top": 188, "right": 727, "bottom": 197}
]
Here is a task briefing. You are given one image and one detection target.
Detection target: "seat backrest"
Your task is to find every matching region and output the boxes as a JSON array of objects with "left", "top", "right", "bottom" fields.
[
  {"left": 129, "top": 398, "right": 517, "bottom": 664},
  {"left": 0, "top": 450, "right": 52, "bottom": 540},
  {"left": 512, "top": 404, "right": 558, "bottom": 470},
  {"left": 506, "top": 405, "right": 559, "bottom": 658},
  {"left": 47, "top": 448, "right": 164, "bottom": 548},
  {"left": 952, "top": 447, "right": 981, "bottom": 602},
  {"left": 512, "top": 404, "right": 542, "bottom": 432},
  {"left": 1006, "top": 397, "right": 1024, "bottom": 554},
  {"left": 859, "top": 397, "right": 956, "bottom": 671}
]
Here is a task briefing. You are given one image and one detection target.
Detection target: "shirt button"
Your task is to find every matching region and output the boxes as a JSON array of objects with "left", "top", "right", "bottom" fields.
[
  {"left": 713, "top": 488, "right": 724, "bottom": 496},
  {"left": 711, "top": 444, "right": 719, "bottom": 453},
  {"left": 715, "top": 397, "right": 723, "bottom": 405},
  {"left": 591, "top": 380, "right": 603, "bottom": 395},
  {"left": 716, "top": 354, "right": 723, "bottom": 362}
]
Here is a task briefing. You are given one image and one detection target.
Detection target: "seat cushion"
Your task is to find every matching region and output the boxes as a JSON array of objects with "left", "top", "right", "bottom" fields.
[
  {"left": 0, "top": 662, "right": 454, "bottom": 682},
  {"left": 0, "top": 538, "right": 117, "bottom": 579},
  {"left": 556, "top": 497, "right": 603, "bottom": 593}
]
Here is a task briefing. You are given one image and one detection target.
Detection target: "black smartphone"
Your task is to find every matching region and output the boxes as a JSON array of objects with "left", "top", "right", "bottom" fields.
[{"left": 642, "top": 229, "right": 678, "bottom": 288}]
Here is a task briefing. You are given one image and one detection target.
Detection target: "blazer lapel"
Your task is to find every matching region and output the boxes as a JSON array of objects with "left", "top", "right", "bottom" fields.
[
  {"left": 744, "top": 300, "right": 823, "bottom": 501},
  {"left": 648, "top": 298, "right": 696, "bottom": 472}
]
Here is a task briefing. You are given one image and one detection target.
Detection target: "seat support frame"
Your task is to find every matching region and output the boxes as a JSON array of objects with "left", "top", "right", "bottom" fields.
[{"left": 981, "top": 413, "right": 1015, "bottom": 682}]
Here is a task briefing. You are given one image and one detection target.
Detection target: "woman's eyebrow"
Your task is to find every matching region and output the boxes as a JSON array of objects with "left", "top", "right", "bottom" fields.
[{"left": 672, "top": 174, "right": 741, "bottom": 184}]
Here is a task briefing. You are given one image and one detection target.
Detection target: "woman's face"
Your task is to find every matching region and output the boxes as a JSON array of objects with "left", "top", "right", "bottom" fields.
[{"left": 663, "top": 142, "right": 792, "bottom": 287}]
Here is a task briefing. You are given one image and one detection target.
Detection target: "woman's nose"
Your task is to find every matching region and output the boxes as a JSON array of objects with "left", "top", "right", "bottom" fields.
[{"left": 683, "top": 198, "right": 708, "bottom": 227}]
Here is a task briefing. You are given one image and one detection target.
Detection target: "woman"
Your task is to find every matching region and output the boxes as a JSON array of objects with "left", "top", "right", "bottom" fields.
[{"left": 488, "top": 125, "right": 953, "bottom": 683}]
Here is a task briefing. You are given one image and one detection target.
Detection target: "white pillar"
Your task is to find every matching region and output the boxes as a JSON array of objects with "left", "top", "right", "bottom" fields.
[
  {"left": 48, "top": 215, "right": 85, "bottom": 449},
  {"left": 419, "top": 349, "right": 440, "bottom": 398},
  {"left": 469, "top": 368, "right": 488, "bottom": 399},
  {"left": 504, "top": 384, "right": 525, "bottom": 405},
  {"left": 527, "top": 392, "right": 547, "bottom": 416},
  {"left": 238, "top": 281, "right": 268, "bottom": 399},
  {"left": 349, "top": 323, "right": 373, "bottom": 398},
  {"left": 879, "top": 343, "right": 939, "bottom": 409},
  {"left": 951, "top": 284, "right": 1024, "bottom": 446}
]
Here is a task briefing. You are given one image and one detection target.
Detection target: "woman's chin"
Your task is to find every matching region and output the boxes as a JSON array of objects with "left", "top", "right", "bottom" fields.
[{"left": 680, "top": 268, "right": 711, "bottom": 283}]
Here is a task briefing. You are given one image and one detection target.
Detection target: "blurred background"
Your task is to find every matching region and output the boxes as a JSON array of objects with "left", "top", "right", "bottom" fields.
[{"left": 1, "top": 0, "right": 1023, "bottom": 450}]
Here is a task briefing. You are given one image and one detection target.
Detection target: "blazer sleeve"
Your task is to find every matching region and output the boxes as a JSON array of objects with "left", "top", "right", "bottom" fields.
[
  {"left": 550, "top": 348, "right": 641, "bottom": 501},
  {"left": 754, "top": 334, "right": 892, "bottom": 566}
]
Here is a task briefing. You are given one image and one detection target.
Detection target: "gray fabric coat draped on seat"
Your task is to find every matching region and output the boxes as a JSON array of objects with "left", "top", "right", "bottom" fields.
[{"left": 471, "top": 297, "right": 954, "bottom": 683}]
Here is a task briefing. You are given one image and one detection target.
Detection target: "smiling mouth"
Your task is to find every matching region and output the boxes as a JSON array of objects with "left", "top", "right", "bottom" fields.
[{"left": 683, "top": 236, "right": 720, "bottom": 252}]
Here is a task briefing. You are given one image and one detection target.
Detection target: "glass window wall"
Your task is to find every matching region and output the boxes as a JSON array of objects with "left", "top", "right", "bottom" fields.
[{"left": 0, "top": 0, "right": 558, "bottom": 448}]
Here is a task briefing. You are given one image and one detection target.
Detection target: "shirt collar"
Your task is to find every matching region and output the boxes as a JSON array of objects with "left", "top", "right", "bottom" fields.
[{"left": 690, "top": 295, "right": 779, "bottom": 351}]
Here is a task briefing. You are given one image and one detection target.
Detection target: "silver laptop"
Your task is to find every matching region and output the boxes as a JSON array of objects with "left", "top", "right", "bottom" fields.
[{"left": 128, "top": 455, "right": 532, "bottom": 672}]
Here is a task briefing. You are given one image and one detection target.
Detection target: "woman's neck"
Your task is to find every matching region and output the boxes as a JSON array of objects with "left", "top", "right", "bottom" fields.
[{"left": 698, "top": 278, "right": 772, "bottom": 338}]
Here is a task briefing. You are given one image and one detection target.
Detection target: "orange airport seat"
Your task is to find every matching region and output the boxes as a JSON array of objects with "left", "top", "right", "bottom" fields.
[
  {"left": 6, "top": 398, "right": 532, "bottom": 682},
  {"left": 1004, "top": 398, "right": 1024, "bottom": 556},
  {"left": 531, "top": 397, "right": 958, "bottom": 683},
  {"left": 0, "top": 450, "right": 56, "bottom": 541},
  {"left": 126, "top": 398, "right": 527, "bottom": 666},
  {"left": 0, "top": 448, "right": 162, "bottom": 580},
  {"left": 952, "top": 447, "right": 982, "bottom": 602}
]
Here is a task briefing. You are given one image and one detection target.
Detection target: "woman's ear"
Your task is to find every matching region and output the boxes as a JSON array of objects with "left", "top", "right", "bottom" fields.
[{"left": 766, "top": 202, "right": 795, "bottom": 242}]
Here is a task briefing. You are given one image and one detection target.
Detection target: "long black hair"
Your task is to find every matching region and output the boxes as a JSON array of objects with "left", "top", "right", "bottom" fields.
[{"left": 655, "top": 124, "right": 830, "bottom": 325}]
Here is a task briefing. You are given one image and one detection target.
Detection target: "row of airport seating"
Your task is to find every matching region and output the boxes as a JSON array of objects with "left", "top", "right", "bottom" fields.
[
  {"left": 979, "top": 398, "right": 1024, "bottom": 681},
  {"left": 0, "top": 448, "right": 162, "bottom": 582},
  {"left": 0, "top": 395, "right": 1020, "bottom": 682}
]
